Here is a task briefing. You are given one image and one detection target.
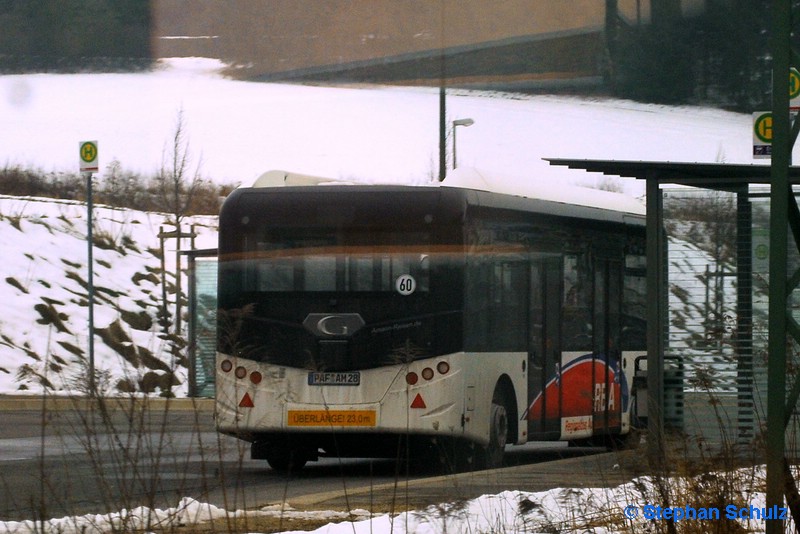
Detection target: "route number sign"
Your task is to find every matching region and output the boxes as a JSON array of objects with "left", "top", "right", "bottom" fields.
[
  {"left": 79, "top": 140, "right": 99, "bottom": 172},
  {"left": 395, "top": 274, "right": 416, "bottom": 295}
]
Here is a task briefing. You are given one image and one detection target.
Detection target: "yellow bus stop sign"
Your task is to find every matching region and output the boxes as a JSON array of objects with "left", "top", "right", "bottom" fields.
[
  {"left": 754, "top": 112, "right": 773, "bottom": 143},
  {"left": 791, "top": 67, "right": 800, "bottom": 105},
  {"left": 79, "top": 140, "right": 98, "bottom": 172}
]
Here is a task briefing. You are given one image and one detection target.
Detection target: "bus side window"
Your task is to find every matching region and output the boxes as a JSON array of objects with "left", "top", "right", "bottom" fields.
[
  {"left": 562, "top": 254, "right": 592, "bottom": 352},
  {"left": 465, "top": 255, "right": 526, "bottom": 351},
  {"left": 622, "top": 255, "right": 647, "bottom": 351},
  {"left": 491, "top": 259, "right": 528, "bottom": 351}
]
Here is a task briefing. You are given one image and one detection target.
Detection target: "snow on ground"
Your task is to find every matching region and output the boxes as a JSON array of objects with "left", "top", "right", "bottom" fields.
[
  {"left": 0, "top": 467, "right": 787, "bottom": 534},
  {"left": 2, "top": 57, "right": 767, "bottom": 197},
  {"left": 0, "top": 58, "right": 781, "bottom": 532}
]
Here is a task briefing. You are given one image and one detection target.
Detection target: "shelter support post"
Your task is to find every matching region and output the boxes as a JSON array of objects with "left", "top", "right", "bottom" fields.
[
  {"left": 766, "top": 0, "right": 791, "bottom": 531},
  {"left": 646, "top": 176, "right": 665, "bottom": 462}
]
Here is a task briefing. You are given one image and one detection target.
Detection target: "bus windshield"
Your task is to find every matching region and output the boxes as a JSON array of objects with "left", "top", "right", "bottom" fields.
[
  {"left": 216, "top": 187, "right": 465, "bottom": 370},
  {"left": 241, "top": 229, "right": 431, "bottom": 293}
]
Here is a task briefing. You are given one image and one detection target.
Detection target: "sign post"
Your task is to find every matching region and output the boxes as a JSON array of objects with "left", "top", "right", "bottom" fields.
[{"left": 80, "top": 141, "right": 98, "bottom": 396}]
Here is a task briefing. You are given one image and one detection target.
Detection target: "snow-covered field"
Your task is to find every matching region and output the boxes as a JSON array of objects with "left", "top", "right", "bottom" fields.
[
  {"left": 0, "top": 58, "right": 783, "bottom": 533},
  {"left": 2, "top": 58, "right": 765, "bottom": 196}
]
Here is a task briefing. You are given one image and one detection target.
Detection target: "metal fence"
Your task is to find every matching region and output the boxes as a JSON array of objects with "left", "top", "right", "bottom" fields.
[
  {"left": 660, "top": 187, "right": 800, "bottom": 452},
  {"left": 187, "top": 252, "right": 217, "bottom": 398}
]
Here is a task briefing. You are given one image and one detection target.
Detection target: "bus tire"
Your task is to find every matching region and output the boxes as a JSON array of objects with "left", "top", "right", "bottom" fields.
[
  {"left": 467, "top": 386, "right": 509, "bottom": 470},
  {"left": 608, "top": 428, "right": 641, "bottom": 450},
  {"left": 454, "top": 393, "right": 508, "bottom": 472},
  {"left": 483, "top": 398, "right": 508, "bottom": 469},
  {"left": 266, "top": 447, "right": 308, "bottom": 474}
]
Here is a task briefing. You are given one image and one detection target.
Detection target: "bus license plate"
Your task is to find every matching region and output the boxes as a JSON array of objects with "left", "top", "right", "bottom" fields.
[{"left": 308, "top": 371, "right": 361, "bottom": 386}]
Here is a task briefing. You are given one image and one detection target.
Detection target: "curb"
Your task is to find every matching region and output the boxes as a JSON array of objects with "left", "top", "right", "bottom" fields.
[{"left": 0, "top": 395, "right": 214, "bottom": 411}]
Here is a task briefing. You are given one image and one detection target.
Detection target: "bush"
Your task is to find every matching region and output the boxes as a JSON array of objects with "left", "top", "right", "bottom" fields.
[{"left": 0, "top": 164, "right": 235, "bottom": 216}]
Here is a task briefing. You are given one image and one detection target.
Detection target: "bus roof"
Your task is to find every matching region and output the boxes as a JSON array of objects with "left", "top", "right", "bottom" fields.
[
  {"left": 248, "top": 168, "right": 646, "bottom": 220},
  {"left": 442, "top": 167, "right": 646, "bottom": 217}
]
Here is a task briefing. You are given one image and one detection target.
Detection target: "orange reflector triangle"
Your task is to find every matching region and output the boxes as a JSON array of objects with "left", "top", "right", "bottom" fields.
[
  {"left": 410, "top": 393, "right": 426, "bottom": 409},
  {"left": 239, "top": 392, "right": 254, "bottom": 408}
]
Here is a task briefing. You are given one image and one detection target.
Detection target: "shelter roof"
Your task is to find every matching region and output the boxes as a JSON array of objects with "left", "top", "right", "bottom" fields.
[{"left": 546, "top": 159, "right": 800, "bottom": 187}]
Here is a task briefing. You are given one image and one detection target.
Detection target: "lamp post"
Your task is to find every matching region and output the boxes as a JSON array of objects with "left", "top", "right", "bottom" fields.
[{"left": 452, "top": 118, "right": 474, "bottom": 169}]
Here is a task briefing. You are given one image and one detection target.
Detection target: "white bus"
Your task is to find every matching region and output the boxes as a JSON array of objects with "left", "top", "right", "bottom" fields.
[{"left": 215, "top": 169, "right": 647, "bottom": 473}]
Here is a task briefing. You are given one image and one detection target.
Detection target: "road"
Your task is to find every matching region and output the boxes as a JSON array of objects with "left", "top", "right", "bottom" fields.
[{"left": 0, "top": 397, "right": 615, "bottom": 523}]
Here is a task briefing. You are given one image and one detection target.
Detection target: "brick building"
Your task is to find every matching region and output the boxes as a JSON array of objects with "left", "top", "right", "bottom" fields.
[{"left": 152, "top": 1, "right": 704, "bottom": 89}]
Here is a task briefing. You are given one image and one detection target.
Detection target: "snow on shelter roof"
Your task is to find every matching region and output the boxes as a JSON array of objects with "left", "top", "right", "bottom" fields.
[{"left": 547, "top": 158, "right": 800, "bottom": 186}]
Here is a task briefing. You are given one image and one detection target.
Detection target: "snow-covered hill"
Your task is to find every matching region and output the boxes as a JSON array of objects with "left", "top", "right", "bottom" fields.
[{"left": 0, "top": 194, "right": 216, "bottom": 395}]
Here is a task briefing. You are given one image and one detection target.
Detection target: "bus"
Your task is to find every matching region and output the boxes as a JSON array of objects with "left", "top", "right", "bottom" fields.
[{"left": 215, "top": 168, "right": 647, "bottom": 473}]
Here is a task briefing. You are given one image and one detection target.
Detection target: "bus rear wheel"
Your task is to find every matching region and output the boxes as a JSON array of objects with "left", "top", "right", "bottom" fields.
[
  {"left": 483, "top": 394, "right": 509, "bottom": 469},
  {"left": 458, "top": 388, "right": 509, "bottom": 471},
  {"left": 265, "top": 447, "right": 308, "bottom": 474}
]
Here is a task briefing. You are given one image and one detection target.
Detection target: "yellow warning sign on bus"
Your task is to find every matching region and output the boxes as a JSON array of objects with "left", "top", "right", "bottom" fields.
[{"left": 287, "top": 410, "right": 376, "bottom": 427}]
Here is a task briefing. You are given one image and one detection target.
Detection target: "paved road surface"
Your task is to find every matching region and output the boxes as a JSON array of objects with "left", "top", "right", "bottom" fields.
[{"left": 0, "top": 396, "right": 645, "bottom": 523}]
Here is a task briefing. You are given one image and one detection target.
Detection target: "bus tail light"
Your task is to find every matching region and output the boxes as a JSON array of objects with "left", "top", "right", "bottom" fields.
[
  {"left": 250, "top": 371, "right": 263, "bottom": 384},
  {"left": 235, "top": 366, "right": 247, "bottom": 379},
  {"left": 221, "top": 360, "right": 233, "bottom": 373},
  {"left": 406, "top": 361, "right": 450, "bottom": 385}
]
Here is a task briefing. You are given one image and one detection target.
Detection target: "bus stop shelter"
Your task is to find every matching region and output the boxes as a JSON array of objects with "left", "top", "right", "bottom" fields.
[{"left": 549, "top": 158, "right": 800, "bottom": 460}]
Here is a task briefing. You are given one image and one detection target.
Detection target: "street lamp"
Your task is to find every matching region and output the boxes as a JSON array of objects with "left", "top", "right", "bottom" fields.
[{"left": 452, "top": 118, "right": 474, "bottom": 169}]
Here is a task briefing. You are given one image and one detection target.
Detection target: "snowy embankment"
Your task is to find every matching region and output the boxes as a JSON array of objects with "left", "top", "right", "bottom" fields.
[
  {"left": 0, "top": 466, "right": 786, "bottom": 534},
  {"left": 0, "top": 194, "right": 216, "bottom": 396}
]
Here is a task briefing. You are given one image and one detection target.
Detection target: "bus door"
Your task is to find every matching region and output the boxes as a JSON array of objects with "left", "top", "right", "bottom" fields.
[
  {"left": 526, "top": 256, "right": 561, "bottom": 440},
  {"left": 593, "top": 259, "right": 623, "bottom": 435}
]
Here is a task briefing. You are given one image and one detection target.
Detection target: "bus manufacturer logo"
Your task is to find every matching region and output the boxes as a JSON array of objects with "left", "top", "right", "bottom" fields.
[{"left": 302, "top": 313, "right": 365, "bottom": 338}]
